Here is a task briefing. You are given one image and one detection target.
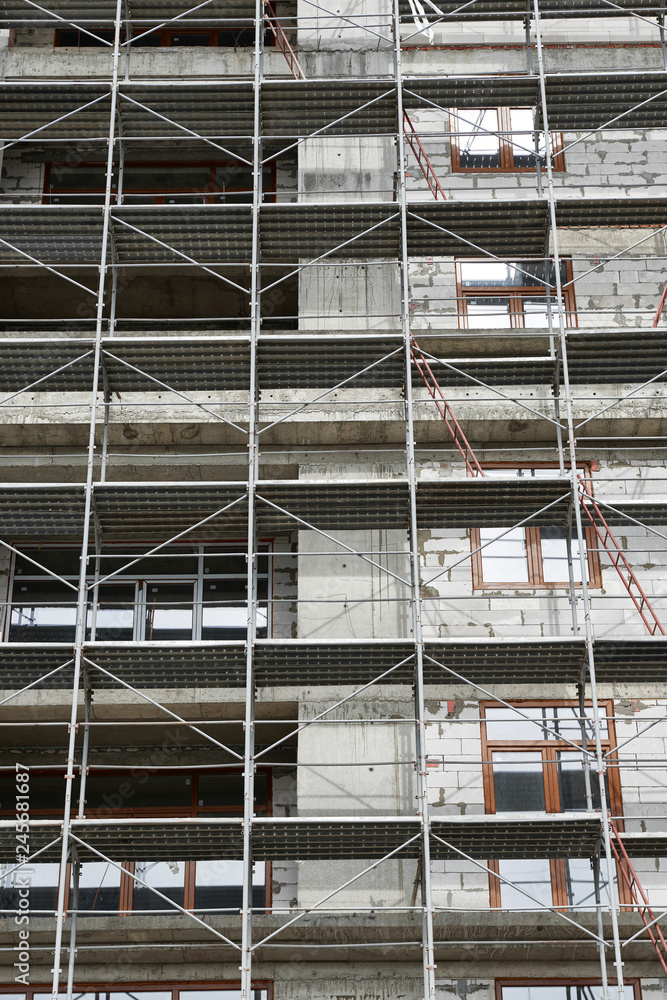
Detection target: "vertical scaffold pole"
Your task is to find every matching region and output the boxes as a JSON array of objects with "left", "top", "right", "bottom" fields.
[
  {"left": 532, "top": 3, "right": 625, "bottom": 997},
  {"left": 393, "top": 3, "right": 436, "bottom": 998},
  {"left": 241, "top": 2, "right": 263, "bottom": 997},
  {"left": 51, "top": 0, "right": 123, "bottom": 996}
]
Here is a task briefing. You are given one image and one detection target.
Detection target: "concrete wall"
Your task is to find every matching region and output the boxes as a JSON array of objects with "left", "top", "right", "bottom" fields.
[{"left": 297, "top": 528, "right": 411, "bottom": 640}]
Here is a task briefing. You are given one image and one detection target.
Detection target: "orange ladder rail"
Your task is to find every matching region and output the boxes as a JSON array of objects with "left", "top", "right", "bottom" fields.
[
  {"left": 403, "top": 110, "right": 447, "bottom": 202},
  {"left": 652, "top": 279, "right": 667, "bottom": 327},
  {"left": 411, "top": 339, "right": 484, "bottom": 477},
  {"left": 609, "top": 820, "right": 667, "bottom": 974},
  {"left": 578, "top": 475, "right": 665, "bottom": 636},
  {"left": 264, "top": 0, "right": 305, "bottom": 80}
]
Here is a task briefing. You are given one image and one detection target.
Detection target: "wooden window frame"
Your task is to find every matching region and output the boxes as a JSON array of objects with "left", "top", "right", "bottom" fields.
[
  {"left": 0, "top": 982, "right": 274, "bottom": 1000},
  {"left": 480, "top": 699, "right": 628, "bottom": 910},
  {"left": 495, "top": 980, "right": 641, "bottom": 1000},
  {"left": 43, "top": 160, "right": 277, "bottom": 206},
  {"left": 450, "top": 106, "right": 565, "bottom": 173},
  {"left": 0, "top": 767, "right": 274, "bottom": 916},
  {"left": 470, "top": 462, "right": 602, "bottom": 591},
  {"left": 456, "top": 258, "right": 577, "bottom": 330}
]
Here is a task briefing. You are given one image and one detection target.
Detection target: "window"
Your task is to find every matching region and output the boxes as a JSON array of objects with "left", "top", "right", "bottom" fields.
[
  {"left": 457, "top": 260, "right": 576, "bottom": 330},
  {"left": 44, "top": 162, "right": 276, "bottom": 206},
  {"left": 6, "top": 544, "right": 270, "bottom": 643},
  {"left": 470, "top": 467, "right": 601, "bottom": 590},
  {"left": 2, "top": 984, "right": 272, "bottom": 1000},
  {"left": 481, "top": 701, "right": 624, "bottom": 910},
  {"left": 55, "top": 24, "right": 274, "bottom": 47},
  {"left": 450, "top": 107, "right": 564, "bottom": 172},
  {"left": 496, "top": 981, "right": 640, "bottom": 1000},
  {"left": 0, "top": 770, "right": 270, "bottom": 915}
]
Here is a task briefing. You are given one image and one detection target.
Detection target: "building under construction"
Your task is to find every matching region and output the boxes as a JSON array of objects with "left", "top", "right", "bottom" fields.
[{"left": 1, "top": 2, "right": 667, "bottom": 1000}]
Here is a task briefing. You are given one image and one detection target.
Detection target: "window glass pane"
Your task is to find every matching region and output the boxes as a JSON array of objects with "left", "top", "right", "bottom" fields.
[
  {"left": 465, "top": 297, "right": 512, "bottom": 328},
  {"left": 218, "top": 26, "right": 258, "bottom": 46},
  {"left": 201, "top": 579, "right": 267, "bottom": 639},
  {"left": 459, "top": 261, "right": 511, "bottom": 287},
  {"left": 88, "top": 584, "right": 136, "bottom": 641},
  {"left": 509, "top": 107, "right": 540, "bottom": 167},
  {"left": 479, "top": 527, "right": 529, "bottom": 583},
  {"left": 553, "top": 705, "right": 608, "bottom": 741},
  {"left": 460, "top": 260, "right": 566, "bottom": 288},
  {"left": 145, "top": 583, "right": 194, "bottom": 640},
  {"left": 49, "top": 166, "right": 107, "bottom": 191},
  {"left": 74, "top": 861, "right": 121, "bottom": 912},
  {"left": 456, "top": 109, "right": 500, "bottom": 168},
  {"left": 80, "top": 29, "right": 115, "bottom": 45},
  {"left": 0, "top": 773, "right": 76, "bottom": 813},
  {"left": 541, "top": 527, "right": 587, "bottom": 584},
  {"left": 0, "top": 862, "right": 60, "bottom": 914},
  {"left": 132, "top": 860, "right": 185, "bottom": 909},
  {"left": 523, "top": 298, "right": 552, "bottom": 328},
  {"left": 102, "top": 548, "right": 198, "bottom": 578},
  {"left": 492, "top": 751, "right": 545, "bottom": 812},
  {"left": 128, "top": 31, "right": 162, "bottom": 45},
  {"left": 57, "top": 29, "right": 80, "bottom": 45},
  {"left": 14, "top": 548, "right": 81, "bottom": 577},
  {"left": 85, "top": 773, "right": 192, "bottom": 813},
  {"left": 9, "top": 581, "right": 77, "bottom": 642},
  {"left": 204, "top": 550, "right": 247, "bottom": 576},
  {"left": 109, "top": 992, "right": 171, "bottom": 1000},
  {"left": 566, "top": 857, "right": 610, "bottom": 910},
  {"left": 35, "top": 994, "right": 99, "bottom": 1000},
  {"left": 170, "top": 31, "right": 212, "bottom": 45},
  {"left": 193, "top": 860, "right": 265, "bottom": 912},
  {"left": 502, "top": 986, "right": 620, "bottom": 1000},
  {"left": 498, "top": 858, "right": 552, "bottom": 908},
  {"left": 485, "top": 707, "right": 547, "bottom": 741},
  {"left": 557, "top": 752, "right": 601, "bottom": 811},
  {"left": 197, "top": 772, "right": 266, "bottom": 809},
  {"left": 122, "top": 166, "right": 211, "bottom": 192}
]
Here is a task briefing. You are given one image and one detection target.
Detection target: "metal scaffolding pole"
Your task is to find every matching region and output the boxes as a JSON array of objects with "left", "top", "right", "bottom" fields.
[
  {"left": 50, "top": 0, "right": 123, "bottom": 995},
  {"left": 532, "top": 3, "right": 626, "bottom": 997},
  {"left": 241, "top": 3, "right": 264, "bottom": 997},
  {"left": 393, "top": 4, "right": 436, "bottom": 999}
]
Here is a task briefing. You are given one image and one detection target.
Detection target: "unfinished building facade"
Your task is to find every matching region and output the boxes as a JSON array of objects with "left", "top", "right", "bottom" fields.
[{"left": 1, "top": 2, "right": 667, "bottom": 1000}]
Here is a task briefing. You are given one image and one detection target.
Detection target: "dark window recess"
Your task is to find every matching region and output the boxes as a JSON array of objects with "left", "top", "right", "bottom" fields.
[
  {"left": 55, "top": 27, "right": 274, "bottom": 47},
  {"left": 45, "top": 162, "right": 275, "bottom": 206}
]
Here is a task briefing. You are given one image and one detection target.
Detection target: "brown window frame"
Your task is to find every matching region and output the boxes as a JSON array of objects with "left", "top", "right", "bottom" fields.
[
  {"left": 450, "top": 106, "right": 565, "bottom": 173},
  {"left": 456, "top": 258, "right": 577, "bottom": 330},
  {"left": 0, "top": 767, "right": 273, "bottom": 915},
  {"left": 43, "top": 160, "right": 277, "bottom": 206},
  {"left": 470, "top": 462, "right": 602, "bottom": 590},
  {"left": 0, "top": 983, "right": 273, "bottom": 1000},
  {"left": 495, "top": 980, "right": 641, "bottom": 1000},
  {"left": 481, "top": 699, "right": 627, "bottom": 910}
]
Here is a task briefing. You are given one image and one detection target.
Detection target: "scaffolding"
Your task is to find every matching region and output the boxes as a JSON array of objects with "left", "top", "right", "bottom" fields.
[{"left": 1, "top": 3, "right": 667, "bottom": 1000}]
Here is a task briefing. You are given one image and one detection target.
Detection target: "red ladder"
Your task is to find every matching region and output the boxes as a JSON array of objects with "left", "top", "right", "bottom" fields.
[
  {"left": 264, "top": 0, "right": 305, "bottom": 80},
  {"left": 411, "top": 338, "right": 484, "bottom": 477},
  {"left": 403, "top": 110, "right": 447, "bottom": 201},
  {"left": 609, "top": 819, "right": 667, "bottom": 974},
  {"left": 578, "top": 474, "right": 665, "bottom": 635},
  {"left": 652, "top": 280, "right": 667, "bottom": 327}
]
